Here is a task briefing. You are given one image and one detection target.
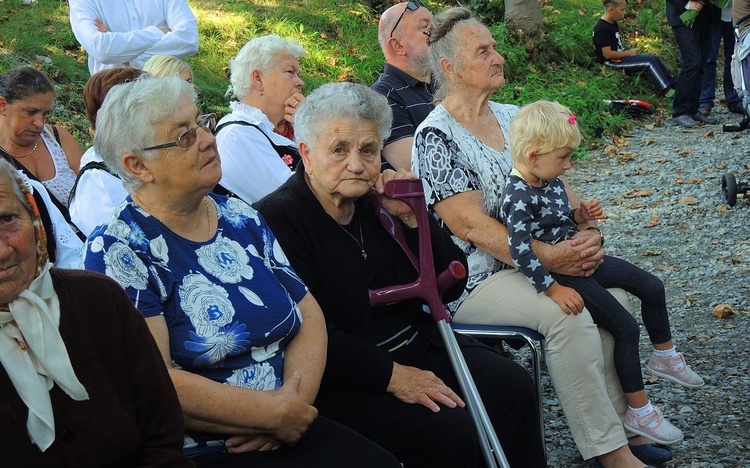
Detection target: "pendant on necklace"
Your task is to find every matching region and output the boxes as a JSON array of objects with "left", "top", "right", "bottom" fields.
[{"left": 360, "top": 249, "right": 368, "bottom": 260}]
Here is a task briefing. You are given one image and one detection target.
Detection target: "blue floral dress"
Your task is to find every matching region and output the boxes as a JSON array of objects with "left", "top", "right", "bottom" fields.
[{"left": 82, "top": 194, "right": 307, "bottom": 454}]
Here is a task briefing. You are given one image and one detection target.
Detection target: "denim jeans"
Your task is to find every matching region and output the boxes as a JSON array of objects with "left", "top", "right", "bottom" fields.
[
  {"left": 672, "top": 9, "right": 715, "bottom": 117},
  {"left": 699, "top": 14, "right": 741, "bottom": 110},
  {"left": 554, "top": 255, "right": 672, "bottom": 394}
]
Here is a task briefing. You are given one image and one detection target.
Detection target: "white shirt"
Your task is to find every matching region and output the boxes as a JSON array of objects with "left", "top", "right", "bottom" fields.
[
  {"left": 215, "top": 101, "right": 295, "bottom": 204},
  {"left": 69, "top": 0, "right": 199, "bottom": 75},
  {"left": 18, "top": 173, "right": 83, "bottom": 269},
  {"left": 69, "top": 146, "right": 129, "bottom": 237}
]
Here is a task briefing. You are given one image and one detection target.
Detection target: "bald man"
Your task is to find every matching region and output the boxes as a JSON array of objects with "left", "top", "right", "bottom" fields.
[{"left": 371, "top": 1, "right": 434, "bottom": 171}]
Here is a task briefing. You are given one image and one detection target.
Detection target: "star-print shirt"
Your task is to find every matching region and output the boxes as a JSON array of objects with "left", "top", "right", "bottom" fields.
[
  {"left": 82, "top": 194, "right": 307, "bottom": 455},
  {"left": 499, "top": 169, "right": 579, "bottom": 293}
]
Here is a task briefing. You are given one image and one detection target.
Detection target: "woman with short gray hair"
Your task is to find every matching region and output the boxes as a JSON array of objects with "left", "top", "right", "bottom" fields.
[
  {"left": 256, "top": 82, "right": 544, "bottom": 467},
  {"left": 215, "top": 35, "right": 306, "bottom": 204},
  {"left": 83, "top": 76, "right": 399, "bottom": 468}
]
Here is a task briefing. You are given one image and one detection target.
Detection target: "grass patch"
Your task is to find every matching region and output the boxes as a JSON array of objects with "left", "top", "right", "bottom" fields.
[{"left": 1, "top": 0, "right": 680, "bottom": 152}]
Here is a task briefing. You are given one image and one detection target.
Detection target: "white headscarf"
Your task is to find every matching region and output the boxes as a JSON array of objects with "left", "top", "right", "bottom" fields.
[{"left": 0, "top": 170, "right": 89, "bottom": 452}]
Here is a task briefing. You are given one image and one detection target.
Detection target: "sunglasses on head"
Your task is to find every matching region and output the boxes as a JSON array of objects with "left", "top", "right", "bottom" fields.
[
  {"left": 389, "top": 1, "right": 425, "bottom": 38},
  {"left": 143, "top": 113, "right": 217, "bottom": 152}
]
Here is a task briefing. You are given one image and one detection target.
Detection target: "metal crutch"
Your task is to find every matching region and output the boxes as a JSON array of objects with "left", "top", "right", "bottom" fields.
[{"left": 368, "top": 178, "right": 510, "bottom": 468}]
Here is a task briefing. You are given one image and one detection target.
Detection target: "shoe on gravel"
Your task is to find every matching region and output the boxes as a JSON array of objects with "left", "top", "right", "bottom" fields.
[
  {"left": 623, "top": 406, "right": 684, "bottom": 445},
  {"left": 647, "top": 353, "right": 705, "bottom": 388},
  {"left": 672, "top": 114, "right": 700, "bottom": 128}
]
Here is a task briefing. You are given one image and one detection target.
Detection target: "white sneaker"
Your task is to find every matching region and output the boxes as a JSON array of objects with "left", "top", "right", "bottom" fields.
[
  {"left": 647, "top": 353, "right": 705, "bottom": 388},
  {"left": 623, "top": 406, "right": 684, "bottom": 445}
]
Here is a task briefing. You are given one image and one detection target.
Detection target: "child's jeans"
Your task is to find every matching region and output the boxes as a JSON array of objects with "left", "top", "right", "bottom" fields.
[
  {"left": 605, "top": 55, "right": 676, "bottom": 94},
  {"left": 553, "top": 255, "right": 672, "bottom": 393}
]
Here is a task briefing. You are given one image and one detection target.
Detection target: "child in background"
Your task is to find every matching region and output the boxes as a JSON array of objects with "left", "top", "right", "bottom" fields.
[
  {"left": 500, "top": 100, "right": 704, "bottom": 445},
  {"left": 593, "top": 0, "right": 677, "bottom": 99},
  {"left": 143, "top": 54, "right": 193, "bottom": 83}
]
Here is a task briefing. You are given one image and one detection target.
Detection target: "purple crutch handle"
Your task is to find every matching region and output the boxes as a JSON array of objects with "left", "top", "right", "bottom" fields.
[{"left": 368, "top": 179, "right": 467, "bottom": 322}]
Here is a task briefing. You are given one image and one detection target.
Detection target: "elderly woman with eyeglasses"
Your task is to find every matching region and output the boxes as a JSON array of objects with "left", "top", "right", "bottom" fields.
[
  {"left": 255, "top": 82, "right": 545, "bottom": 468},
  {"left": 214, "top": 35, "right": 306, "bottom": 204},
  {"left": 0, "top": 158, "right": 190, "bottom": 466},
  {"left": 412, "top": 8, "right": 667, "bottom": 468},
  {"left": 81, "top": 76, "right": 399, "bottom": 468}
]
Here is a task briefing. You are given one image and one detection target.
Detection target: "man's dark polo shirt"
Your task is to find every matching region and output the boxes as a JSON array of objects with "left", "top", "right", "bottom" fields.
[{"left": 371, "top": 63, "right": 435, "bottom": 149}]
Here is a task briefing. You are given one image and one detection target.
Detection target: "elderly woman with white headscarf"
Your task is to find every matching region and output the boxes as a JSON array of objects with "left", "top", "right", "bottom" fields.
[
  {"left": 0, "top": 158, "right": 189, "bottom": 466},
  {"left": 214, "top": 35, "right": 306, "bottom": 204}
]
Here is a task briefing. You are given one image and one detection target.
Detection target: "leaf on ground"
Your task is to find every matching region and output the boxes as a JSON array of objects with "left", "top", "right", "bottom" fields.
[
  {"left": 645, "top": 374, "right": 660, "bottom": 384},
  {"left": 730, "top": 133, "right": 743, "bottom": 139},
  {"left": 604, "top": 145, "right": 621, "bottom": 155},
  {"left": 644, "top": 215, "right": 660, "bottom": 227},
  {"left": 655, "top": 157, "right": 670, "bottom": 163},
  {"left": 678, "top": 149, "right": 691, "bottom": 156},
  {"left": 712, "top": 304, "right": 735, "bottom": 318},
  {"left": 642, "top": 249, "right": 662, "bottom": 255},
  {"left": 645, "top": 139, "right": 656, "bottom": 145},
  {"left": 612, "top": 135, "right": 629, "bottom": 146},
  {"left": 617, "top": 153, "right": 637, "bottom": 162},
  {"left": 623, "top": 189, "right": 654, "bottom": 198},
  {"left": 703, "top": 131, "right": 715, "bottom": 138},
  {"left": 679, "top": 197, "right": 699, "bottom": 205},
  {"left": 675, "top": 177, "right": 703, "bottom": 184},
  {"left": 627, "top": 202, "right": 647, "bottom": 209},
  {"left": 716, "top": 163, "right": 726, "bottom": 169}
]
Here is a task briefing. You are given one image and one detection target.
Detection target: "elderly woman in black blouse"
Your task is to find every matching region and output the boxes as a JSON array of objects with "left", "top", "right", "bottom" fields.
[{"left": 255, "top": 82, "right": 546, "bottom": 468}]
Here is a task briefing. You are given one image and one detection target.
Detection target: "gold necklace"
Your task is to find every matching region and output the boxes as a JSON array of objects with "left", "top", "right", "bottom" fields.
[
  {"left": 332, "top": 211, "right": 367, "bottom": 260},
  {"left": 203, "top": 197, "right": 213, "bottom": 238},
  {"left": 0, "top": 139, "right": 38, "bottom": 159}
]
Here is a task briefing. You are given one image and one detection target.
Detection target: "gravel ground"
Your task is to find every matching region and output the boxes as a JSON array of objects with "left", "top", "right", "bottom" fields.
[{"left": 528, "top": 103, "right": 750, "bottom": 467}]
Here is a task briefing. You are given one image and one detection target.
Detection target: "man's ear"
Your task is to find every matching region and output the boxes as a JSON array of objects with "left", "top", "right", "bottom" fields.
[
  {"left": 0, "top": 96, "right": 7, "bottom": 115},
  {"left": 388, "top": 36, "right": 406, "bottom": 56},
  {"left": 122, "top": 152, "right": 155, "bottom": 184}
]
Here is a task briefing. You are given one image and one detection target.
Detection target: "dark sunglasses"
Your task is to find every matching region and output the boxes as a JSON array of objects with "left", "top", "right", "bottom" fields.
[
  {"left": 143, "top": 113, "right": 217, "bottom": 151},
  {"left": 389, "top": 1, "right": 424, "bottom": 38}
]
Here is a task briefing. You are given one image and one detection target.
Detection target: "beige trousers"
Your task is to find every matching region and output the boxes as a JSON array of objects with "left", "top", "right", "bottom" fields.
[{"left": 454, "top": 269, "right": 632, "bottom": 460}]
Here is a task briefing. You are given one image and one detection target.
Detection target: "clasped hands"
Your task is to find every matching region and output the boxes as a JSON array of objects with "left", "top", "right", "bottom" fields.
[{"left": 224, "top": 372, "right": 316, "bottom": 454}]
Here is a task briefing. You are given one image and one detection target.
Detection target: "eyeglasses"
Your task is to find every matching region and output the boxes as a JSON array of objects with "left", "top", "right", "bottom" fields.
[
  {"left": 143, "top": 113, "right": 217, "bottom": 151},
  {"left": 389, "top": 1, "right": 424, "bottom": 38}
]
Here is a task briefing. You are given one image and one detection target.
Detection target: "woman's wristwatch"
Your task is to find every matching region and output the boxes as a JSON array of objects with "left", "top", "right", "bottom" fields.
[{"left": 586, "top": 226, "right": 604, "bottom": 246}]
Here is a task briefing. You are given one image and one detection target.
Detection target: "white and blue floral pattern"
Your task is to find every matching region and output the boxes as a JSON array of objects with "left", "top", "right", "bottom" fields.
[
  {"left": 413, "top": 101, "right": 518, "bottom": 314},
  {"left": 83, "top": 194, "right": 307, "bottom": 454}
]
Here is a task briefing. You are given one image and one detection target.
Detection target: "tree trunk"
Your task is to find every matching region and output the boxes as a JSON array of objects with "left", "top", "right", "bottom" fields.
[{"left": 505, "top": 0, "right": 544, "bottom": 41}]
